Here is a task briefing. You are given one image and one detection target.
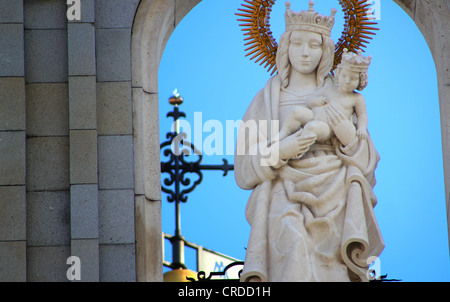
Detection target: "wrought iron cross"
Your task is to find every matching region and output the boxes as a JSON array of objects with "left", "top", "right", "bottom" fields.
[{"left": 160, "top": 90, "right": 234, "bottom": 269}]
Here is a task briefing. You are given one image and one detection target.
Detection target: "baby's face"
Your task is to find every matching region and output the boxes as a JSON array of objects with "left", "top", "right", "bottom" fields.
[{"left": 338, "top": 69, "right": 360, "bottom": 93}]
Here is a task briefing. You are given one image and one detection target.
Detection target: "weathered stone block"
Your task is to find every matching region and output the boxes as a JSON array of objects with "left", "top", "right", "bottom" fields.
[
  {"left": 132, "top": 89, "right": 161, "bottom": 200},
  {"left": 68, "top": 23, "right": 96, "bottom": 76},
  {"left": 98, "top": 135, "right": 134, "bottom": 190},
  {"left": 99, "top": 189, "right": 135, "bottom": 244},
  {"left": 69, "top": 130, "right": 98, "bottom": 184},
  {"left": 131, "top": 0, "right": 175, "bottom": 93},
  {"left": 0, "top": 186, "right": 26, "bottom": 241},
  {"left": 97, "top": 82, "right": 132, "bottom": 135},
  {"left": 0, "top": 241, "right": 26, "bottom": 282},
  {"left": 27, "top": 245, "right": 70, "bottom": 282},
  {"left": 393, "top": 0, "right": 416, "bottom": 20},
  {"left": 95, "top": 0, "right": 140, "bottom": 29},
  {"left": 24, "top": 0, "right": 67, "bottom": 29},
  {"left": 99, "top": 243, "right": 136, "bottom": 282},
  {"left": 24, "top": 29, "right": 68, "bottom": 83},
  {"left": 26, "top": 83, "right": 69, "bottom": 137},
  {"left": 0, "top": 24, "right": 24, "bottom": 76},
  {"left": 0, "top": 131, "right": 25, "bottom": 185},
  {"left": 26, "top": 191, "right": 70, "bottom": 246},
  {"left": 69, "top": 76, "right": 97, "bottom": 130},
  {"left": 0, "top": 0, "right": 23, "bottom": 23},
  {"left": 96, "top": 28, "right": 131, "bottom": 82},
  {"left": 0, "top": 77, "right": 25, "bottom": 131},
  {"left": 135, "top": 195, "right": 163, "bottom": 282},
  {"left": 26, "top": 137, "right": 70, "bottom": 191},
  {"left": 70, "top": 184, "right": 99, "bottom": 239},
  {"left": 175, "top": 0, "right": 201, "bottom": 27},
  {"left": 71, "top": 239, "right": 99, "bottom": 282}
]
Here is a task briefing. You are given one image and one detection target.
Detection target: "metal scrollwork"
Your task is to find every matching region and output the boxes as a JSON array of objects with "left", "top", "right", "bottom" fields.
[
  {"left": 187, "top": 261, "right": 245, "bottom": 282},
  {"left": 160, "top": 131, "right": 203, "bottom": 203},
  {"left": 160, "top": 104, "right": 234, "bottom": 204},
  {"left": 161, "top": 92, "right": 236, "bottom": 275}
]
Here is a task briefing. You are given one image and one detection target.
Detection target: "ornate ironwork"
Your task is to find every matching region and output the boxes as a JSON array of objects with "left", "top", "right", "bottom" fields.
[
  {"left": 160, "top": 91, "right": 235, "bottom": 271},
  {"left": 187, "top": 262, "right": 245, "bottom": 282},
  {"left": 370, "top": 274, "right": 402, "bottom": 282},
  {"left": 160, "top": 106, "right": 234, "bottom": 204}
]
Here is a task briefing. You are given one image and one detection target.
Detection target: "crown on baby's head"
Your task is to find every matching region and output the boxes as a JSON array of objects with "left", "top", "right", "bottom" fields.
[
  {"left": 340, "top": 48, "right": 372, "bottom": 73},
  {"left": 285, "top": 1, "right": 337, "bottom": 37}
]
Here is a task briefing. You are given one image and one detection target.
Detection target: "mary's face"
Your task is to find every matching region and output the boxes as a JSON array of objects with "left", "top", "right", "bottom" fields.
[{"left": 288, "top": 31, "right": 323, "bottom": 74}]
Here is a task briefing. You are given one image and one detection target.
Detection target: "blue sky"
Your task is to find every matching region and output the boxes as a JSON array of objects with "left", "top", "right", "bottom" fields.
[{"left": 158, "top": 0, "right": 450, "bottom": 281}]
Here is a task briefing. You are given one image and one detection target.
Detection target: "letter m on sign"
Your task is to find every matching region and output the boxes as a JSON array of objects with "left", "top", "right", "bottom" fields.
[{"left": 214, "top": 261, "right": 228, "bottom": 279}]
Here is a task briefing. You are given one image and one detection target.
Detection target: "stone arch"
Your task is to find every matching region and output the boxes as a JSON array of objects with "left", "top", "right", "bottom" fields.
[
  {"left": 131, "top": 0, "right": 450, "bottom": 281},
  {"left": 131, "top": 0, "right": 201, "bottom": 282}
]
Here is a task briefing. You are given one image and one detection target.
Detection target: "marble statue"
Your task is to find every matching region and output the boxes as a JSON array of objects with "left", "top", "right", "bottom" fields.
[
  {"left": 279, "top": 48, "right": 372, "bottom": 146},
  {"left": 235, "top": 1, "right": 384, "bottom": 282}
]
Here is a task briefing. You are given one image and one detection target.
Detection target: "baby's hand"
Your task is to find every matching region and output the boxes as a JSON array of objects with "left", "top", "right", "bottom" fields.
[
  {"left": 306, "top": 96, "right": 328, "bottom": 108},
  {"left": 357, "top": 128, "right": 368, "bottom": 140}
]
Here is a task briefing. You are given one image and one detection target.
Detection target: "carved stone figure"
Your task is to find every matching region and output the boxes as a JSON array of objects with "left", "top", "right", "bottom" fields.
[
  {"left": 235, "top": 1, "right": 384, "bottom": 282},
  {"left": 279, "top": 48, "right": 372, "bottom": 145}
]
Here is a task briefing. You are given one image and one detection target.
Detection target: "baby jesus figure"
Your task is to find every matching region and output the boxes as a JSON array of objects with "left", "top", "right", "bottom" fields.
[{"left": 279, "top": 49, "right": 372, "bottom": 149}]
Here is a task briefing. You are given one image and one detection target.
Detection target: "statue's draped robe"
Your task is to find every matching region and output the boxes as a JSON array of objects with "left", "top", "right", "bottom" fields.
[{"left": 235, "top": 75, "right": 384, "bottom": 282}]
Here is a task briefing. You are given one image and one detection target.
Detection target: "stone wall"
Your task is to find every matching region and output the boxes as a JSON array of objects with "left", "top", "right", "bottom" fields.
[{"left": 0, "top": 0, "right": 140, "bottom": 282}]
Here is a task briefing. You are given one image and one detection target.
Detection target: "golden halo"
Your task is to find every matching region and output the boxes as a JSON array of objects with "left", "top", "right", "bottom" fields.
[{"left": 236, "top": 0, "right": 379, "bottom": 75}]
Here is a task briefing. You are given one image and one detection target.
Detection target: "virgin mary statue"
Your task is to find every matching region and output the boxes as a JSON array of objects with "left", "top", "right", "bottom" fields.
[{"left": 235, "top": 1, "right": 384, "bottom": 282}]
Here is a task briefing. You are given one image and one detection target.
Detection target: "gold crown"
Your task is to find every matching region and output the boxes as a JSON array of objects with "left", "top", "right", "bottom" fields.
[
  {"left": 285, "top": 1, "right": 337, "bottom": 36},
  {"left": 340, "top": 48, "right": 372, "bottom": 73}
]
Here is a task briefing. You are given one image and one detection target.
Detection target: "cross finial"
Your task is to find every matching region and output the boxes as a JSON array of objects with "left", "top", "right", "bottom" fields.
[{"left": 169, "top": 88, "right": 184, "bottom": 106}]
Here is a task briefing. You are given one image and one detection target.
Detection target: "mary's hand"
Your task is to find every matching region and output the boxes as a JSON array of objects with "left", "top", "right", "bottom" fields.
[
  {"left": 326, "top": 104, "right": 356, "bottom": 146},
  {"left": 278, "top": 130, "right": 317, "bottom": 160}
]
